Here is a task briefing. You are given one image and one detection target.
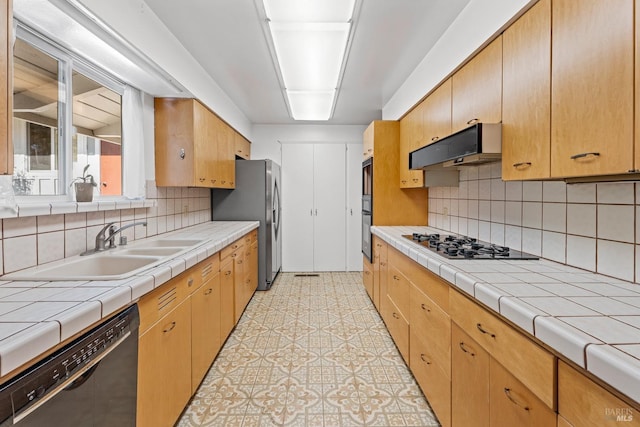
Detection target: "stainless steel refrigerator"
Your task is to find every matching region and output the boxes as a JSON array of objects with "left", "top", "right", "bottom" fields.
[{"left": 211, "top": 159, "right": 282, "bottom": 290}]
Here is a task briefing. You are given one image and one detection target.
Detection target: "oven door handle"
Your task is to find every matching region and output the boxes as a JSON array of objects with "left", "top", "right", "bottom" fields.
[{"left": 12, "top": 331, "right": 131, "bottom": 424}]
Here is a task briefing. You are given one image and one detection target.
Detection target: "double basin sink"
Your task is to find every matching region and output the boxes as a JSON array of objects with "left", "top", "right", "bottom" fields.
[{"left": 3, "top": 238, "right": 206, "bottom": 281}]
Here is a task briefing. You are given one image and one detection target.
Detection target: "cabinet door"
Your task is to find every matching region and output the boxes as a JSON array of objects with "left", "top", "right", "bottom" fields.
[
  {"left": 346, "top": 143, "right": 363, "bottom": 271},
  {"left": 220, "top": 257, "right": 235, "bottom": 339},
  {"left": 191, "top": 273, "right": 221, "bottom": 393},
  {"left": 281, "top": 143, "right": 314, "bottom": 272},
  {"left": 363, "top": 124, "right": 374, "bottom": 159},
  {"left": 193, "top": 101, "right": 214, "bottom": 187},
  {"left": 422, "top": 78, "right": 452, "bottom": 147},
  {"left": 451, "top": 36, "right": 503, "bottom": 133},
  {"left": 233, "top": 248, "right": 245, "bottom": 322},
  {"left": 154, "top": 98, "right": 196, "bottom": 187},
  {"left": 451, "top": 323, "right": 490, "bottom": 427},
  {"left": 0, "top": 0, "right": 11, "bottom": 175},
  {"left": 363, "top": 256, "right": 374, "bottom": 301},
  {"left": 313, "top": 143, "right": 346, "bottom": 271},
  {"left": 502, "top": 0, "right": 551, "bottom": 181},
  {"left": 216, "top": 120, "right": 236, "bottom": 188},
  {"left": 551, "top": 0, "right": 633, "bottom": 177},
  {"left": 490, "top": 358, "right": 556, "bottom": 427},
  {"left": 137, "top": 299, "right": 192, "bottom": 427},
  {"left": 399, "top": 108, "right": 424, "bottom": 188},
  {"left": 234, "top": 132, "right": 251, "bottom": 160}
]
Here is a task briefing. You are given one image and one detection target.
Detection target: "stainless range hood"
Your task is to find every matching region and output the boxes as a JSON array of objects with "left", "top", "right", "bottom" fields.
[{"left": 409, "top": 123, "right": 502, "bottom": 170}]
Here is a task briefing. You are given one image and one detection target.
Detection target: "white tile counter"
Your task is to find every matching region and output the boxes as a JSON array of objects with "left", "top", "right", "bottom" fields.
[
  {"left": 0, "top": 221, "right": 258, "bottom": 378},
  {"left": 372, "top": 225, "right": 640, "bottom": 404}
]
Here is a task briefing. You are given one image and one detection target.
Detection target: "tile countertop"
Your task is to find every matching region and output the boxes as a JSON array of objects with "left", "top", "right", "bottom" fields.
[
  {"left": 0, "top": 221, "right": 259, "bottom": 379},
  {"left": 372, "top": 225, "right": 640, "bottom": 405}
]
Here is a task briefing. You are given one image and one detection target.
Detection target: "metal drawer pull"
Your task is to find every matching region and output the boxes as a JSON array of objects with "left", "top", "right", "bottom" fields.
[
  {"left": 393, "top": 275, "right": 400, "bottom": 281},
  {"left": 188, "top": 278, "right": 194, "bottom": 287},
  {"left": 467, "top": 118, "right": 479, "bottom": 125},
  {"left": 420, "top": 354, "right": 431, "bottom": 364},
  {"left": 204, "top": 288, "right": 213, "bottom": 295},
  {"left": 512, "top": 162, "right": 532, "bottom": 168},
  {"left": 392, "top": 312, "right": 400, "bottom": 319},
  {"left": 225, "top": 270, "right": 232, "bottom": 276},
  {"left": 477, "top": 323, "right": 496, "bottom": 338},
  {"left": 163, "top": 321, "right": 176, "bottom": 333},
  {"left": 570, "top": 152, "right": 600, "bottom": 160},
  {"left": 431, "top": 136, "right": 439, "bottom": 142},
  {"left": 420, "top": 303, "right": 431, "bottom": 312},
  {"left": 504, "top": 388, "right": 530, "bottom": 411},
  {"left": 380, "top": 262, "right": 386, "bottom": 266},
  {"left": 459, "top": 342, "right": 475, "bottom": 356}
]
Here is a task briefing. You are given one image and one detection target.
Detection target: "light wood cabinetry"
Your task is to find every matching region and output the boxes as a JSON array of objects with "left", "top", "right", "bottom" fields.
[
  {"left": 451, "top": 323, "right": 490, "bottom": 427},
  {"left": 421, "top": 78, "right": 452, "bottom": 147},
  {"left": 364, "top": 121, "right": 428, "bottom": 226},
  {"left": 232, "top": 240, "right": 245, "bottom": 323},
  {"left": 0, "top": 0, "right": 12, "bottom": 175},
  {"left": 372, "top": 236, "right": 387, "bottom": 311},
  {"left": 502, "top": 0, "right": 551, "bottom": 181},
  {"left": 363, "top": 124, "right": 374, "bottom": 159},
  {"left": 362, "top": 255, "right": 374, "bottom": 301},
  {"left": 234, "top": 132, "right": 251, "bottom": 160},
  {"left": 451, "top": 36, "right": 502, "bottom": 133},
  {"left": 191, "top": 257, "right": 221, "bottom": 393},
  {"left": 154, "top": 98, "right": 235, "bottom": 188},
  {"left": 381, "top": 294, "right": 409, "bottom": 363},
  {"left": 399, "top": 106, "right": 425, "bottom": 188},
  {"left": 220, "top": 255, "right": 235, "bottom": 339},
  {"left": 551, "top": 0, "right": 634, "bottom": 178},
  {"left": 558, "top": 361, "right": 640, "bottom": 427}
]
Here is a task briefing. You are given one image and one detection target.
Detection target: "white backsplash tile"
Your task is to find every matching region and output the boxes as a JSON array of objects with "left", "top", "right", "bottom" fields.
[
  {"left": 543, "top": 181, "right": 567, "bottom": 202},
  {"left": 597, "top": 182, "right": 635, "bottom": 205},
  {"left": 567, "top": 183, "right": 596, "bottom": 203},
  {"left": 36, "top": 214, "right": 64, "bottom": 233},
  {"left": 3, "top": 217, "right": 37, "bottom": 238},
  {"left": 504, "top": 225, "right": 522, "bottom": 251},
  {"left": 505, "top": 201, "right": 522, "bottom": 226},
  {"left": 598, "top": 205, "right": 635, "bottom": 243},
  {"left": 505, "top": 181, "right": 523, "bottom": 201},
  {"left": 542, "top": 203, "right": 566, "bottom": 233},
  {"left": 566, "top": 235, "right": 596, "bottom": 272},
  {"left": 479, "top": 201, "right": 490, "bottom": 221},
  {"left": 3, "top": 236, "right": 37, "bottom": 273},
  {"left": 597, "top": 240, "right": 634, "bottom": 282},
  {"left": 522, "top": 202, "right": 542, "bottom": 229},
  {"left": 542, "top": 231, "right": 566, "bottom": 264},
  {"left": 567, "top": 204, "right": 596, "bottom": 237},
  {"left": 522, "top": 181, "right": 542, "bottom": 202},
  {"left": 522, "top": 228, "right": 542, "bottom": 256},
  {"left": 38, "top": 231, "right": 65, "bottom": 265}
]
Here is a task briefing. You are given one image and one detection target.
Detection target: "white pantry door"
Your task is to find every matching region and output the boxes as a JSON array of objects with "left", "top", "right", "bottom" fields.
[
  {"left": 346, "top": 143, "right": 363, "bottom": 271},
  {"left": 281, "top": 143, "right": 314, "bottom": 272},
  {"left": 313, "top": 144, "right": 346, "bottom": 271}
]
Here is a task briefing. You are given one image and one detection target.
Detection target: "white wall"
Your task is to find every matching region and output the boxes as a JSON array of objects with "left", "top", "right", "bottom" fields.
[
  {"left": 250, "top": 124, "right": 367, "bottom": 164},
  {"left": 382, "top": 0, "right": 535, "bottom": 119}
]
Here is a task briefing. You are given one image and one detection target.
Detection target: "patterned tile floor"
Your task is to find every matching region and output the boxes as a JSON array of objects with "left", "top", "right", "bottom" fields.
[{"left": 177, "top": 272, "right": 440, "bottom": 427}]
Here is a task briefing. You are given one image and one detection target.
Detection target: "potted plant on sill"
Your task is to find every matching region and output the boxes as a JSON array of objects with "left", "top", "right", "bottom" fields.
[{"left": 71, "top": 164, "right": 97, "bottom": 202}]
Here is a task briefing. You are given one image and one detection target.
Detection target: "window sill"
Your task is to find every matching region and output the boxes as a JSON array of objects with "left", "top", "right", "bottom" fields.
[{"left": 0, "top": 199, "right": 157, "bottom": 219}]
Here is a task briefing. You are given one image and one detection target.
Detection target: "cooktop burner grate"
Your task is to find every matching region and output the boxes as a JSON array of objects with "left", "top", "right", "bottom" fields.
[{"left": 404, "top": 233, "right": 538, "bottom": 260}]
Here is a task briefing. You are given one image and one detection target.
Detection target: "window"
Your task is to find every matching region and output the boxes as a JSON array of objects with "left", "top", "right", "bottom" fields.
[{"left": 12, "top": 27, "right": 124, "bottom": 198}]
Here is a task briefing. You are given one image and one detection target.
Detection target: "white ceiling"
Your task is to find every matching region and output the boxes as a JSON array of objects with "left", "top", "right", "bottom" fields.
[{"left": 141, "top": 0, "right": 471, "bottom": 126}]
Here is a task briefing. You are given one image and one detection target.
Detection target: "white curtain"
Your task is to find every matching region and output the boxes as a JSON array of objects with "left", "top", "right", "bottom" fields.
[{"left": 122, "top": 86, "right": 146, "bottom": 199}]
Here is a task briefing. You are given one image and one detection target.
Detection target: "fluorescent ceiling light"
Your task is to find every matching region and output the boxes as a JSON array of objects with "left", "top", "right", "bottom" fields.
[
  {"left": 262, "top": 0, "right": 356, "bottom": 120},
  {"left": 287, "top": 90, "right": 335, "bottom": 121},
  {"left": 269, "top": 22, "right": 350, "bottom": 91},
  {"left": 263, "top": 0, "right": 355, "bottom": 22}
]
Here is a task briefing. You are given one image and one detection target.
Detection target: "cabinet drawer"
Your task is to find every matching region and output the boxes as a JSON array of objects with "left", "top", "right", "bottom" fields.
[
  {"left": 490, "top": 358, "right": 556, "bottom": 427},
  {"left": 558, "top": 361, "right": 639, "bottom": 427},
  {"left": 382, "top": 295, "right": 409, "bottom": 363},
  {"left": 363, "top": 258, "right": 374, "bottom": 301},
  {"left": 388, "top": 266, "right": 410, "bottom": 318},
  {"left": 410, "top": 284, "right": 450, "bottom": 375},
  {"left": 221, "top": 239, "right": 244, "bottom": 260},
  {"left": 249, "top": 229, "right": 257, "bottom": 243},
  {"left": 410, "top": 332, "right": 451, "bottom": 427},
  {"left": 192, "top": 255, "right": 220, "bottom": 292},
  {"left": 450, "top": 289, "right": 556, "bottom": 410},
  {"left": 138, "top": 268, "right": 195, "bottom": 334},
  {"left": 388, "top": 246, "right": 448, "bottom": 311}
]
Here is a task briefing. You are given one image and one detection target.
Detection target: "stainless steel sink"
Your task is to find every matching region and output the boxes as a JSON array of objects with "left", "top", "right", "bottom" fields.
[
  {"left": 115, "top": 247, "right": 184, "bottom": 257},
  {"left": 133, "top": 239, "right": 204, "bottom": 248}
]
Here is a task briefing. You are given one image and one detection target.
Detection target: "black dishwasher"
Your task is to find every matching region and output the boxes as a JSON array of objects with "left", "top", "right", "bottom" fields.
[{"left": 0, "top": 304, "right": 139, "bottom": 427}]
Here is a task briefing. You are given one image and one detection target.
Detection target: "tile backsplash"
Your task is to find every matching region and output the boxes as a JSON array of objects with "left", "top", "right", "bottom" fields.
[
  {"left": 428, "top": 162, "right": 640, "bottom": 283},
  {"left": 0, "top": 181, "right": 211, "bottom": 275}
]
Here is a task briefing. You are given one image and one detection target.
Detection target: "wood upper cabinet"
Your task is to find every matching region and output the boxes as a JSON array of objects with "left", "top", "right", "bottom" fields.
[
  {"left": 155, "top": 98, "right": 235, "bottom": 188},
  {"left": 502, "top": 0, "right": 551, "bottom": 181},
  {"left": 0, "top": 0, "right": 12, "bottom": 175},
  {"left": 421, "top": 78, "right": 452, "bottom": 147},
  {"left": 551, "top": 0, "right": 634, "bottom": 178},
  {"left": 399, "top": 106, "right": 424, "bottom": 188},
  {"left": 363, "top": 124, "right": 374, "bottom": 159},
  {"left": 451, "top": 35, "right": 503, "bottom": 134},
  {"left": 234, "top": 132, "right": 251, "bottom": 160}
]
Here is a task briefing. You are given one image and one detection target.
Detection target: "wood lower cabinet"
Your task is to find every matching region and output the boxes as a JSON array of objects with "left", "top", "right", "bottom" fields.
[
  {"left": 137, "top": 299, "right": 192, "bottom": 427},
  {"left": 191, "top": 268, "right": 221, "bottom": 393},
  {"left": 372, "top": 236, "right": 387, "bottom": 310},
  {"left": 451, "top": 36, "right": 503, "bottom": 133},
  {"left": 558, "top": 361, "right": 640, "bottom": 427},
  {"left": 382, "top": 294, "right": 409, "bottom": 363},
  {"left": 502, "top": 0, "right": 551, "bottom": 181},
  {"left": 551, "top": 0, "right": 634, "bottom": 178},
  {"left": 451, "top": 323, "right": 490, "bottom": 427},
  {"left": 363, "top": 256, "right": 374, "bottom": 301},
  {"left": 0, "top": 0, "right": 12, "bottom": 175},
  {"left": 220, "top": 255, "right": 235, "bottom": 339}
]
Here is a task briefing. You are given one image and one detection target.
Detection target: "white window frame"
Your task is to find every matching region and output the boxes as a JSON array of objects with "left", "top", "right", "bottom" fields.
[{"left": 14, "top": 22, "right": 127, "bottom": 203}]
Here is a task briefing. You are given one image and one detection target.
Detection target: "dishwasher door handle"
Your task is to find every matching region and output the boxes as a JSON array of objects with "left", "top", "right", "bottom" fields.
[{"left": 12, "top": 331, "right": 132, "bottom": 424}]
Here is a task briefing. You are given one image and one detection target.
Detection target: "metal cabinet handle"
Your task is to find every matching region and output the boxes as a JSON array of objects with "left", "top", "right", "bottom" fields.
[
  {"left": 420, "top": 354, "right": 431, "bottom": 364},
  {"left": 431, "top": 136, "right": 439, "bottom": 142},
  {"left": 420, "top": 303, "right": 430, "bottom": 312},
  {"left": 393, "top": 275, "right": 400, "bottom": 281},
  {"left": 504, "top": 388, "right": 530, "bottom": 411},
  {"left": 413, "top": 178, "right": 419, "bottom": 182},
  {"left": 163, "top": 321, "right": 176, "bottom": 333},
  {"left": 363, "top": 152, "right": 367, "bottom": 156},
  {"left": 512, "top": 162, "right": 532, "bottom": 168},
  {"left": 188, "top": 278, "right": 194, "bottom": 287},
  {"left": 179, "top": 148, "right": 185, "bottom": 159},
  {"left": 466, "top": 118, "right": 479, "bottom": 125},
  {"left": 380, "top": 262, "right": 386, "bottom": 266},
  {"left": 570, "top": 152, "right": 600, "bottom": 160},
  {"left": 476, "top": 323, "right": 496, "bottom": 338},
  {"left": 392, "top": 312, "right": 400, "bottom": 319},
  {"left": 401, "top": 180, "right": 407, "bottom": 184},
  {"left": 459, "top": 342, "right": 475, "bottom": 356},
  {"left": 225, "top": 270, "right": 232, "bottom": 276},
  {"left": 204, "top": 288, "right": 213, "bottom": 295}
]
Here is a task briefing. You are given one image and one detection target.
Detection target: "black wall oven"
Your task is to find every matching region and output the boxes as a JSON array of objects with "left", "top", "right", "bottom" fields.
[{"left": 362, "top": 158, "right": 373, "bottom": 261}]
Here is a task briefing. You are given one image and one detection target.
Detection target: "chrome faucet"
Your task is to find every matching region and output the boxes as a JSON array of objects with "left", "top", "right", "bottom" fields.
[{"left": 82, "top": 221, "right": 148, "bottom": 255}]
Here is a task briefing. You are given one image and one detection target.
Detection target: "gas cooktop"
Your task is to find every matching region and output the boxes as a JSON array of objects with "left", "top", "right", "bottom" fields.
[{"left": 403, "top": 233, "right": 539, "bottom": 260}]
